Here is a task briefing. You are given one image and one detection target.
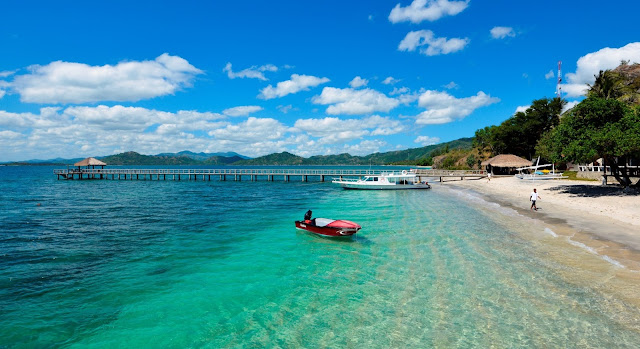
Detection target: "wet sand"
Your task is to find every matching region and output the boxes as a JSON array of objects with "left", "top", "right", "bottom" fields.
[{"left": 441, "top": 176, "right": 640, "bottom": 271}]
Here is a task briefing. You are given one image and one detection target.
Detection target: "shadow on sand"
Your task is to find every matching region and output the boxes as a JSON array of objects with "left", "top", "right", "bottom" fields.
[{"left": 547, "top": 184, "right": 639, "bottom": 198}]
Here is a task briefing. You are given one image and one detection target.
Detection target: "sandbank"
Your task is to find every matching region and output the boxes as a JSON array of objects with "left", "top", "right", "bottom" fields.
[{"left": 440, "top": 176, "right": 640, "bottom": 270}]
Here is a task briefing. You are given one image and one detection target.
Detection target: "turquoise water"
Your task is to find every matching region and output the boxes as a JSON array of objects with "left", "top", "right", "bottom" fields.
[{"left": 1, "top": 166, "right": 639, "bottom": 348}]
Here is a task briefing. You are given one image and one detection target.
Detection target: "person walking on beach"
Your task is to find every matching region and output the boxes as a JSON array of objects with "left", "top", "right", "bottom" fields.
[
  {"left": 530, "top": 188, "right": 540, "bottom": 211},
  {"left": 487, "top": 172, "right": 492, "bottom": 182}
]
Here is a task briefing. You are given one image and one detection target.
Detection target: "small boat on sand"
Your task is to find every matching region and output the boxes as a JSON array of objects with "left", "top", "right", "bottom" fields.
[{"left": 295, "top": 210, "right": 361, "bottom": 237}]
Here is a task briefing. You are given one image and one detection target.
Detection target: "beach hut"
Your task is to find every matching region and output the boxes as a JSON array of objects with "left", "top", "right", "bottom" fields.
[
  {"left": 481, "top": 154, "right": 532, "bottom": 175},
  {"left": 73, "top": 157, "right": 107, "bottom": 179},
  {"left": 74, "top": 157, "right": 107, "bottom": 169}
]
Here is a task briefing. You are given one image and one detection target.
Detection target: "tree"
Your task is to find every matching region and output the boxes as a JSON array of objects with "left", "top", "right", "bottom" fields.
[
  {"left": 587, "top": 70, "right": 623, "bottom": 100},
  {"left": 472, "top": 97, "right": 565, "bottom": 159},
  {"left": 537, "top": 97, "right": 640, "bottom": 187}
]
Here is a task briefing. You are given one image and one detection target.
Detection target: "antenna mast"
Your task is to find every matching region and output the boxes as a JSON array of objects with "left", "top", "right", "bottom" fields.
[{"left": 556, "top": 61, "right": 562, "bottom": 98}]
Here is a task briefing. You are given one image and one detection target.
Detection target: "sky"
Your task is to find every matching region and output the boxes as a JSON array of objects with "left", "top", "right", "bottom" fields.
[{"left": 1, "top": 0, "right": 640, "bottom": 161}]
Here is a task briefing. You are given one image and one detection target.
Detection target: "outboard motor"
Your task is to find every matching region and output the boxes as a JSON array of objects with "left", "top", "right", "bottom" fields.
[{"left": 304, "top": 210, "right": 312, "bottom": 222}]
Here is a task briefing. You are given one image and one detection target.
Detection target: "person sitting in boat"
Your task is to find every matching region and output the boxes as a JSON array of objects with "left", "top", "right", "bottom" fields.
[{"left": 304, "top": 210, "right": 312, "bottom": 223}]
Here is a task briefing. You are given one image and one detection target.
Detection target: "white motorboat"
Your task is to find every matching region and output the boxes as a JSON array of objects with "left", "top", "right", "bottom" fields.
[{"left": 332, "top": 170, "right": 431, "bottom": 190}]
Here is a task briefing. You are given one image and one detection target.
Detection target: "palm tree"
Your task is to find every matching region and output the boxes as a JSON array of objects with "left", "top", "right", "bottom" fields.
[{"left": 587, "top": 70, "right": 622, "bottom": 100}]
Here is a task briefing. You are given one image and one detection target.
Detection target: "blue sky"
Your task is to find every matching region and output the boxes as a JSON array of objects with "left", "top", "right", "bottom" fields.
[{"left": 1, "top": 0, "right": 640, "bottom": 161}]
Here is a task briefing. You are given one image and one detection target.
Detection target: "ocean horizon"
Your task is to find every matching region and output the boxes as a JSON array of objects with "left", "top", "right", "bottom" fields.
[{"left": 1, "top": 165, "right": 639, "bottom": 348}]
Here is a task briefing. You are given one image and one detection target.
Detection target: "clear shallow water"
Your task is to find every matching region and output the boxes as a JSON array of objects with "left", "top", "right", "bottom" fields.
[{"left": 1, "top": 166, "right": 639, "bottom": 348}]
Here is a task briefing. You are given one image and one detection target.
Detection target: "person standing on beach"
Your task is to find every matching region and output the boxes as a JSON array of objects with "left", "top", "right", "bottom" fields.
[
  {"left": 487, "top": 172, "right": 491, "bottom": 182},
  {"left": 530, "top": 188, "right": 540, "bottom": 210}
]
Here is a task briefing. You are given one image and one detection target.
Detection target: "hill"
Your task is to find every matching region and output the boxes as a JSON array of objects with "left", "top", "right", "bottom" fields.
[
  {"left": 231, "top": 138, "right": 472, "bottom": 166},
  {"left": 156, "top": 151, "right": 249, "bottom": 161},
  {"left": 2, "top": 137, "right": 473, "bottom": 166},
  {"left": 100, "top": 152, "right": 202, "bottom": 165}
]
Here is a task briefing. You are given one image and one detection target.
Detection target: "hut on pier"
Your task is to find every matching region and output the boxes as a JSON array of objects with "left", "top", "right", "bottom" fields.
[
  {"left": 74, "top": 157, "right": 107, "bottom": 170},
  {"left": 481, "top": 154, "right": 532, "bottom": 175}
]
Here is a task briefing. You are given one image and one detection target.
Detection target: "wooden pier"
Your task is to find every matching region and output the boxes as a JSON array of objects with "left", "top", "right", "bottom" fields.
[{"left": 53, "top": 168, "right": 487, "bottom": 182}]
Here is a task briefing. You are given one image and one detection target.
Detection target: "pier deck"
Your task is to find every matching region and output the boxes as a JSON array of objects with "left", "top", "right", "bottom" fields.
[{"left": 53, "top": 168, "right": 487, "bottom": 182}]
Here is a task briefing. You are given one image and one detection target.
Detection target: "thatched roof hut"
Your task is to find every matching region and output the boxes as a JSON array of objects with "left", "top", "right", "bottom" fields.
[
  {"left": 481, "top": 154, "right": 532, "bottom": 175},
  {"left": 74, "top": 157, "right": 107, "bottom": 167}
]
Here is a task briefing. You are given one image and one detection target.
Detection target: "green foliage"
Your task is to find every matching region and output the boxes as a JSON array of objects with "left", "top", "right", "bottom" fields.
[
  {"left": 537, "top": 97, "right": 640, "bottom": 186},
  {"left": 472, "top": 97, "right": 565, "bottom": 159},
  {"left": 466, "top": 154, "right": 476, "bottom": 169}
]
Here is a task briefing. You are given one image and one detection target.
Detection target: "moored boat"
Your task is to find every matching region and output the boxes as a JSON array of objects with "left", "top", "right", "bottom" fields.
[
  {"left": 295, "top": 216, "right": 361, "bottom": 237},
  {"left": 332, "top": 170, "right": 431, "bottom": 190}
]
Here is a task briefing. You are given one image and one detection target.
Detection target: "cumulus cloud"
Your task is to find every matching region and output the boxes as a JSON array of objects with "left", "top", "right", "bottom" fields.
[
  {"left": 349, "top": 76, "right": 369, "bottom": 88},
  {"left": 277, "top": 104, "right": 294, "bottom": 113},
  {"left": 0, "top": 70, "right": 15, "bottom": 78},
  {"left": 389, "top": 0, "right": 469, "bottom": 24},
  {"left": 340, "top": 139, "right": 387, "bottom": 156},
  {"left": 222, "top": 105, "right": 263, "bottom": 117},
  {"left": 562, "top": 100, "right": 579, "bottom": 113},
  {"left": 545, "top": 70, "right": 555, "bottom": 80},
  {"left": 11, "top": 54, "right": 202, "bottom": 104},
  {"left": 415, "top": 90, "right": 500, "bottom": 125},
  {"left": 515, "top": 105, "right": 530, "bottom": 114},
  {"left": 208, "top": 117, "right": 289, "bottom": 142},
  {"left": 312, "top": 87, "right": 400, "bottom": 115},
  {"left": 258, "top": 74, "right": 330, "bottom": 99},
  {"left": 398, "top": 30, "right": 469, "bottom": 56},
  {"left": 562, "top": 42, "right": 640, "bottom": 97},
  {"left": 0, "top": 105, "right": 243, "bottom": 161},
  {"left": 389, "top": 86, "right": 410, "bottom": 95},
  {"left": 443, "top": 81, "right": 458, "bottom": 89},
  {"left": 223, "top": 62, "right": 277, "bottom": 81},
  {"left": 294, "top": 115, "right": 405, "bottom": 145},
  {"left": 382, "top": 76, "right": 400, "bottom": 85},
  {"left": 490, "top": 26, "right": 515, "bottom": 39},
  {"left": 415, "top": 135, "right": 440, "bottom": 146}
]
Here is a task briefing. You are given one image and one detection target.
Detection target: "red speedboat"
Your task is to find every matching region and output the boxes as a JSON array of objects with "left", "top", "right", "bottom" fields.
[{"left": 295, "top": 218, "right": 361, "bottom": 237}]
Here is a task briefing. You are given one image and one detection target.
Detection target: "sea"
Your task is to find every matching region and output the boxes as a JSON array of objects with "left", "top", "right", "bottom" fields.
[{"left": 1, "top": 165, "right": 639, "bottom": 348}]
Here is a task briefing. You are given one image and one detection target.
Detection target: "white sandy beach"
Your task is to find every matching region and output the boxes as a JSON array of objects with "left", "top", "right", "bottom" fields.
[{"left": 442, "top": 176, "right": 640, "bottom": 270}]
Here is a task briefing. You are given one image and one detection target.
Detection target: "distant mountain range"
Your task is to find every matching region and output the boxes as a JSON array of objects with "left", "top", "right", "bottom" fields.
[{"left": 1, "top": 138, "right": 472, "bottom": 166}]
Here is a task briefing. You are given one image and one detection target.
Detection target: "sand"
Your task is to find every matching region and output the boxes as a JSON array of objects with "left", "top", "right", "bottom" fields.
[{"left": 440, "top": 176, "right": 640, "bottom": 270}]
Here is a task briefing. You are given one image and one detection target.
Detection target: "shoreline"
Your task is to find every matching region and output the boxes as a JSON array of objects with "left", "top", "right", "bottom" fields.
[{"left": 439, "top": 176, "right": 640, "bottom": 270}]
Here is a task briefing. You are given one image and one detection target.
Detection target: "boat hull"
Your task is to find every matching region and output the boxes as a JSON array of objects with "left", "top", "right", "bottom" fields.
[
  {"left": 295, "top": 220, "right": 361, "bottom": 237},
  {"left": 338, "top": 183, "right": 431, "bottom": 190}
]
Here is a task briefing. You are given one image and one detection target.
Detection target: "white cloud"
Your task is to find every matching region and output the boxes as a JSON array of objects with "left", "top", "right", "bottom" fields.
[
  {"left": 490, "top": 26, "right": 515, "bottom": 39},
  {"left": 389, "top": 0, "right": 470, "bottom": 24},
  {"left": 349, "top": 76, "right": 369, "bottom": 88},
  {"left": 0, "top": 70, "right": 15, "bottom": 78},
  {"left": 341, "top": 139, "right": 387, "bottom": 156},
  {"left": 277, "top": 104, "right": 294, "bottom": 113},
  {"left": 294, "top": 115, "right": 405, "bottom": 144},
  {"left": 443, "top": 81, "right": 458, "bottom": 89},
  {"left": 312, "top": 87, "right": 400, "bottom": 115},
  {"left": 415, "top": 90, "right": 500, "bottom": 125},
  {"left": 208, "top": 117, "right": 289, "bottom": 142},
  {"left": 222, "top": 105, "right": 263, "bottom": 117},
  {"left": 389, "top": 86, "right": 410, "bottom": 95},
  {"left": 398, "top": 30, "right": 469, "bottom": 56},
  {"left": 12, "top": 54, "right": 203, "bottom": 104},
  {"left": 562, "top": 42, "right": 640, "bottom": 97},
  {"left": 562, "top": 100, "right": 579, "bottom": 113},
  {"left": 258, "top": 74, "right": 330, "bottom": 99},
  {"left": 382, "top": 76, "right": 400, "bottom": 85},
  {"left": 415, "top": 135, "right": 440, "bottom": 146},
  {"left": 545, "top": 70, "right": 555, "bottom": 80},
  {"left": 223, "top": 62, "right": 277, "bottom": 81},
  {"left": 515, "top": 105, "right": 529, "bottom": 113}
]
